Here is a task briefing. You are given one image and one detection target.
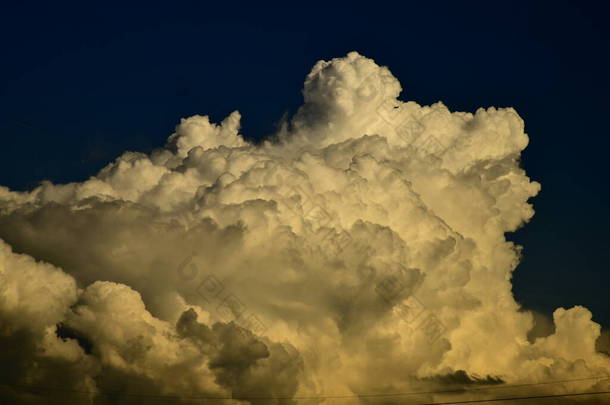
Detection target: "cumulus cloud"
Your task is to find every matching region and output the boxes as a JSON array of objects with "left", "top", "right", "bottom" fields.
[{"left": 0, "top": 52, "right": 608, "bottom": 404}]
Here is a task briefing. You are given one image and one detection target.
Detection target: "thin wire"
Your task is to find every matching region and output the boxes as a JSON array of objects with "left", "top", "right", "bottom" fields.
[
  {"left": 1, "top": 374, "right": 609, "bottom": 401},
  {"left": 415, "top": 390, "right": 610, "bottom": 404}
]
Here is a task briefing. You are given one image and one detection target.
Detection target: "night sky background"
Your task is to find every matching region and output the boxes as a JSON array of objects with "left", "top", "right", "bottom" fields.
[{"left": 1, "top": 1, "right": 608, "bottom": 326}]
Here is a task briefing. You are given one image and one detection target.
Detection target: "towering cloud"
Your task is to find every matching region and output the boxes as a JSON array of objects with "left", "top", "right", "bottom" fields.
[{"left": 0, "top": 52, "right": 608, "bottom": 404}]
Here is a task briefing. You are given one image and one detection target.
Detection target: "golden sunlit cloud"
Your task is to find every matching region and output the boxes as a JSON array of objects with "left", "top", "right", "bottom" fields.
[{"left": 0, "top": 52, "right": 608, "bottom": 404}]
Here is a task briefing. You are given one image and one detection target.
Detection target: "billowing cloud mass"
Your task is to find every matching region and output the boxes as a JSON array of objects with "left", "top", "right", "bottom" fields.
[{"left": 1, "top": 52, "right": 609, "bottom": 404}]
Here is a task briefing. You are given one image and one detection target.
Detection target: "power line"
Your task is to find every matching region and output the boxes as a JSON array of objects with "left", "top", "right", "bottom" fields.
[
  {"left": 2, "top": 374, "right": 609, "bottom": 402},
  {"left": 416, "top": 390, "right": 610, "bottom": 404}
]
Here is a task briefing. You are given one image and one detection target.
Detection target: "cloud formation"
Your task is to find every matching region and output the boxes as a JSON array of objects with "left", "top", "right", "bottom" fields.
[{"left": 0, "top": 52, "right": 608, "bottom": 404}]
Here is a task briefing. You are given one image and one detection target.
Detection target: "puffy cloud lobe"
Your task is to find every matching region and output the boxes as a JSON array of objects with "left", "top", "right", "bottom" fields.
[
  {"left": 178, "top": 309, "right": 302, "bottom": 404},
  {"left": 0, "top": 52, "right": 608, "bottom": 404},
  {"left": 168, "top": 112, "right": 245, "bottom": 158},
  {"left": 0, "top": 243, "right": 298, "bottom": 404}
]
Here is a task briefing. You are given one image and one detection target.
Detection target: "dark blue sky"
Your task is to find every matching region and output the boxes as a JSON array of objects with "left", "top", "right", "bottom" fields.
[{"left": 1, "top": 1, "right": 609, "bottom": 325}]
